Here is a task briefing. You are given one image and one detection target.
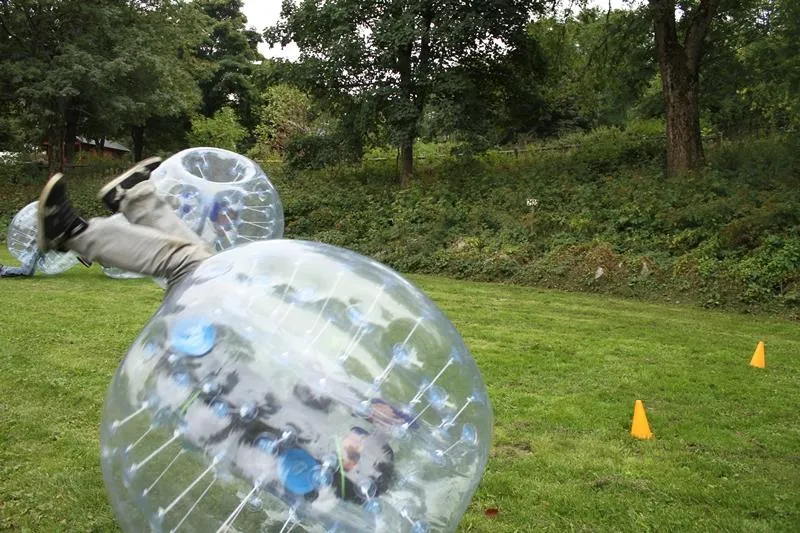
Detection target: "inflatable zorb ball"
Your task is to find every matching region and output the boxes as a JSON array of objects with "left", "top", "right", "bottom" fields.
[
  {"left": 103, "top": 266, "right": 146, "bottom": 280},
  {"left": 101, "top": 240, "right": 492, "bottom": 533},
  {"left": 150, "top": 147, "right": 284, "bottom": 252},
  {"left": 7, "top": 201, "right": 79, "bottom": 275}
]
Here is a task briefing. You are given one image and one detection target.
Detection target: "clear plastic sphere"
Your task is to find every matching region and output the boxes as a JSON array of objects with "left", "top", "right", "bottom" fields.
[
  {"left": 6, "top": 201, "right": 79, "bottom": 275},
  {"left": 103, "top": 267, "right": 146, "bottom": 280},
  {"left": 150, "top": 147, "right": 284, "bottom": 252},
  {"left": 100, "top": 240, "right": 492, "bottom": 533}
]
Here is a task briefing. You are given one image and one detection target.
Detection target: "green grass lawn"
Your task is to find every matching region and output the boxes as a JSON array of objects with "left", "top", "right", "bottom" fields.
[{"left": 0, "top": 251, "right": 798, "bottom": 532}]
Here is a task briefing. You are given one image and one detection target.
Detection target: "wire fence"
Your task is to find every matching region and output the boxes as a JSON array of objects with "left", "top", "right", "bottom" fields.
[
  {"left": 1, "top": 160, "right": 131, "bottom": 183},
  {"left": 2, "top": 132, "right": 723, "bottom": 178},
  {"left": 258, "top": 133, "right": 710, "bottom": 164}
]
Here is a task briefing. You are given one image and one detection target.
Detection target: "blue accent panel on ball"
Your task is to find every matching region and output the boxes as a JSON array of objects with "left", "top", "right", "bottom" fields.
[
  {"left": 279, "top": 448, "right": 319, "bottom": 495},
  {"left": 169, "top": 316, "right": 216, "bottom": 357}
]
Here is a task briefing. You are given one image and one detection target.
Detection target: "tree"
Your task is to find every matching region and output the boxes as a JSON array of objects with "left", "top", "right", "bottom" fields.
[
  {"left": 527, "top": 7, "right": 656, "bottom": 132},
  {"left": 112, "top": 1, "right": 210, "bottom": 160},
  {"left": 418, "top": 31, "right": 549, "bottom": 150},
  {"left": 648, "top": 0, "right": 721, "bottom": 176},
  {"left": 251, "top": 84, "right": 314, "bottom": 158},
  {"left": 0, "top": 0, "right": 119, "bottom": 170},
  {"left": 732, "top": 0, "right": 800, "bottom": 132},
  {"left": 0, "top": 0, "right": 209, "bottom": 170},
  {"left": 187, "top": 107, "right": 247, "bottom": 150},
  {"left": 268, "top": 0, "right": 543, "bottom": 184},
  {"left": 194, "top": 0, "right": 263, "bottom": 145}
]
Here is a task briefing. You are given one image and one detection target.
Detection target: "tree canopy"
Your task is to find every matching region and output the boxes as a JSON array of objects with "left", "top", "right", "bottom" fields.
[
  {"left": 0, "top": 0, "right": 217, "bottom": 169},
  {"left": 0, "top": 0, "right": 796, "bottom": 179},
  {"left": 267, "top": 0, "right": 546, "bottom": 183}
]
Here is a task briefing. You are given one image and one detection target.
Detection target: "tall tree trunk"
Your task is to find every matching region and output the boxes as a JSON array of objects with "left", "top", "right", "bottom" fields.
[
  {"left": 658, "top": 43, "right": 703, "bottom": 176},
  {"left": 399, "top": 136, "right": 413, "bottom": 187},
  {"left": 64, "top": 107, "right": 79, "bottom": 165},
  {"left": 131, "top": 125, "right": 144, "bottom": 161},
  {"left": 649, "top": 0, "right": 721, "bottom": 176},
  {"left": 396, "top": 41, "right": 420, "bottom": 187},
  {"left": 47, "top": 123, "right": 64, "bottom": 174},
  {"left": 48, "top": 97, "right": 68, "bottom": 174}
]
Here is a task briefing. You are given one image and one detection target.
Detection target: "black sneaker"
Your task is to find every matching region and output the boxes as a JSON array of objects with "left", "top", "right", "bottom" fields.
[
  {"left": 37, "top": 173, "right": 89, "bottom": 252},
  {"left": 98, "top": 156, "right": 162, "bottom": 213}
]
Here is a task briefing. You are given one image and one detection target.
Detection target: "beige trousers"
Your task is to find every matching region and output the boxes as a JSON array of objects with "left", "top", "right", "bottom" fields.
[{"left": 66, "top": 182, "right": 214, "bottom": 290}]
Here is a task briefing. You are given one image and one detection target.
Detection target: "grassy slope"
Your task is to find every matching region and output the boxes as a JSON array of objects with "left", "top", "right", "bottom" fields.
[
  {"left": 3, "top": 132, "right": 799, "bottom": 318},
  {"left": 0, "top": 251, "right": 798, "bottom": 532}
]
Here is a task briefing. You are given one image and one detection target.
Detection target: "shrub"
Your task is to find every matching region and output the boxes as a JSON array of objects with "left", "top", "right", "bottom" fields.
[{"left": 1, "top": 130, "right": 797, "bottom": 317}]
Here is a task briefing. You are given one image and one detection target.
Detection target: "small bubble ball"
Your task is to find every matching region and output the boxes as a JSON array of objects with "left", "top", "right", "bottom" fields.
[
  {"left": 6, "top": 201, "right": 79, "bottom": 275},
  {"left": 149, "top": 147, "right": 284, "bottom": 252},
  {"left": 100, "top": 239, "right": 492, "bottom": 533}
]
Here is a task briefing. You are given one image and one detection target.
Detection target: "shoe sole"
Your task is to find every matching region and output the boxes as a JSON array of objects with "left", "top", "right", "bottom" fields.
[
  {"left": 97, "top": 156, "right": 163, "bottom": 204},
  {"left": 37, "top": 172, "right": 65, "bottom": 252}
]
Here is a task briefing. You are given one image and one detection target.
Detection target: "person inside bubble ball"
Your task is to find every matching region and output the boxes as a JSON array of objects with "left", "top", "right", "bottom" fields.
[
  {"left": 366, "top": 398, "right": 416, "bottom": 428},
  {"left": 0, "top": 250, "right": 43, "bottom": 278},
  {"left": 155, "top": 356, "right": 407, "bottom": 507},
  {"left": 320, "top": 398, "right": 418, "bottom": 503},
  {"left": 0, "top": 250, "right": 92, "bottom": 278},
  {"left": 36, "top": 158, "right": 215, "bottom": 292},
  {"left": 335, "top": 425, "right": 395, "bottom": 501},
  {"left": 258, "top": 388, "right": 405, "bottom": 504}
]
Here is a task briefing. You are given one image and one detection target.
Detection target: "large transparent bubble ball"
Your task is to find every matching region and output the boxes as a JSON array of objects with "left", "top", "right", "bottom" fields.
[
  {"left": 7, "top": 201, "right": 79, "bottom": 275},
  {"left": 150, "top": 147, "right": 284, "bottom": 252},
  {"left": 100, "top": 240, "right": 492, "bottom": 533}
]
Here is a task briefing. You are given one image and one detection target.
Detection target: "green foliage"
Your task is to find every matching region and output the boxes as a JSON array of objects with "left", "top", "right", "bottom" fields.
[
  {"left": 732, "top": 236, "right": 800, "bottom": 302},
  {"left": 187, "top": 107, "right": 247, "bottom": 151},
  {"left": 0, "top": 0, "right": 213, "bottom": 166},
  {"left": 1, "top": 132, "right": 798, "bottom": 319},
  {"left": 248, "top": 84, "right": 369, "bottom": 170},
  {"left": 424, "top": 31, "right": 550, "bottom": 149},
  {"left": 554, "top": 119, "right": 666, "bottom": 173},
  {"left": 111, "top": 3, "right": 209, "bottom": 128},
  {"left": 0, "top": 107, "right": 30, "bottom": 151},
  {"left": 267, "top": 0, "right": 547, "bottom": 177},
  {"left": 0, "top": 151, "right": 28, "bottom": 184},
  {"left": 194, "top": 0, "right": 264, "bottom": 144},
  {"left": 253, "top": 130, "right": 799, "bottom": 316},
  {"left": 250, "top": 84, "right": 316, "bottom": 160},
  {"left": 700, "top": 0, "right": 800, "bottom": 135},
  {"left": 527, "top": 7, "right": 656, "bottom": 132},
  {"left": 283, "top": 133, "right": 361, "bottom": 170}
]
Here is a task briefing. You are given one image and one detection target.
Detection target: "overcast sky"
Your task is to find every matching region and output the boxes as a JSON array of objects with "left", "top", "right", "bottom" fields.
[
  {"left": 240, "top": 0, "right": 631, "bottom": 61},
  {"left": 240, "top": 1, "right": 299, "bottom": 60}
]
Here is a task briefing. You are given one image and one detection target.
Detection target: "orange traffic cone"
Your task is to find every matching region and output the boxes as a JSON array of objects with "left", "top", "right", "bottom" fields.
[
  {"left": 631, "top": 400, "right": 654, "bottom": 440},
  {"left": 750, "top": 341, "right": 766, "bottom": 368}
]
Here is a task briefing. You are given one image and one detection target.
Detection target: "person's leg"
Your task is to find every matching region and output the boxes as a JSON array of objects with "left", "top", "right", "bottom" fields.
[
  {"left": 0, "top": 250, "right": 40, "bottom": 277},
  {"left": 0, "top": 264, "right": 34, "bottom": 277},
  {"left": 99, "top": 158, "right": 204, "bottom": 244},
  {"left": 67, "top": 216, "right": 212, "bottom": 288},
  {"left": 120, "top": 181, "right": 205, "bottom": 244},
  {"left": 38, "top": 173, "right": 213, "bottom": 290}
]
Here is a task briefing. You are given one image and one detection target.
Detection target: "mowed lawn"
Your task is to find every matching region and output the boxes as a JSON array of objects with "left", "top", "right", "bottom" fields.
[{"left": 0, "top": 250, "right": 799, "bottom": 533}]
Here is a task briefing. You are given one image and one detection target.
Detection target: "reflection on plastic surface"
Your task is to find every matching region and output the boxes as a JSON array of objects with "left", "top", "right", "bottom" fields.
[
  {"left": 101, "top": 240, "right": 492, "bottom": 533},
  {"left": 150, "top": 147, "right": 284, "bottom": 252}
]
